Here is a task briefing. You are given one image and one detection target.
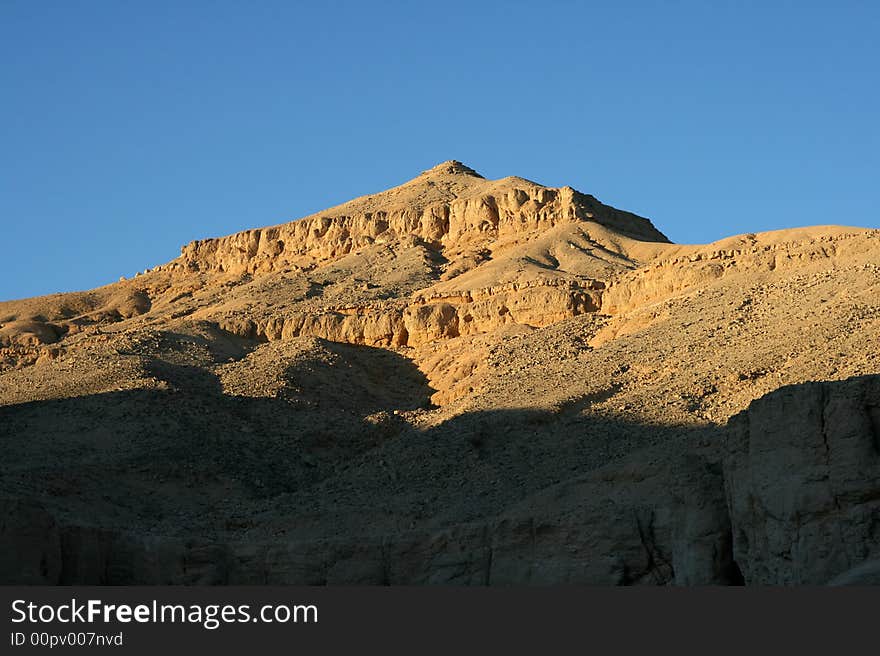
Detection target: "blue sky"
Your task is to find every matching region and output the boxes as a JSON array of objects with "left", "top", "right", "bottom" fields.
[{"left": 2, "top": 1, "right": 878, "bottom": 301}]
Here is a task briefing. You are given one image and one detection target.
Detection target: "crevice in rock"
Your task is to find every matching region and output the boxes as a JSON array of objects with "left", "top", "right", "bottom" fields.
[
  {"left": 867, "top": 404, "right": 880, "bottom": 456},
  {"left": 635, "top": 510, "right": 675, "bottom": 585}
]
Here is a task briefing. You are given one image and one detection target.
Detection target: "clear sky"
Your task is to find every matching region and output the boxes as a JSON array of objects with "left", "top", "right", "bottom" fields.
[{"left": 2, "top": 1, "right": 878, "bottom": 301}]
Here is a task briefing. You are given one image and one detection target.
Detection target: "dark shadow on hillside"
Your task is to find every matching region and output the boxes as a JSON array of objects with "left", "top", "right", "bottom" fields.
[
  {"left": 145, "top": 359, "right": 225, "bottom": 396},
  {"left": 0, "top": 362, "right": 747, "bottom": 586},
  {"left": 277, "top": 340, "right": 437, "bottom": 413}
]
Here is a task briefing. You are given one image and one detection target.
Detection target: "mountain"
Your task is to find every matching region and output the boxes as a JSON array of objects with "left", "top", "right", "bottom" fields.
[{"left": 2, "top": 161, "right": 880, "bottom": 584}]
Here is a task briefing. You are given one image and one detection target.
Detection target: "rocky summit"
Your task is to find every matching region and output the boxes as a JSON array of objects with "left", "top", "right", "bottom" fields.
[{"left": 2, "top": 161, "right": 880, "bottom": 585}]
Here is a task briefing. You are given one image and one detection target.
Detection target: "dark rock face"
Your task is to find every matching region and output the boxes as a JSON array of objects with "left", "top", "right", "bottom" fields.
[
  {"left": 724, "top": 375, "right": 880, "bottom": 584},
  {"left": 3, "top": 376, "right": 880, "bottom": 585},
  {"left": 0, "top": 498, "right": 61, "bottom": 584},
  {"left": 0, "top": 446, "right": 741, "bottom": 585}
]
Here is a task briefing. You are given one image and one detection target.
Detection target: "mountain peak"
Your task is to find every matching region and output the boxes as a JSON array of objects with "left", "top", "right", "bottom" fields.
[{"left": 420, "top": 160, "right": 484, "bottom": 178}]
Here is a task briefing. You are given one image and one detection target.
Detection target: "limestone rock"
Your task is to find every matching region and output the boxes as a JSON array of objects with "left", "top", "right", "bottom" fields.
[{"left": 725, "top": 376, "right": 880, "bottom": 584}]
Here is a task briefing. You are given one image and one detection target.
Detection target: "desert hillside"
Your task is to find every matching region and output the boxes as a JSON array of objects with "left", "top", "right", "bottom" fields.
[{"left": 2, "top": 161, "right": 880, "bottom": 585}]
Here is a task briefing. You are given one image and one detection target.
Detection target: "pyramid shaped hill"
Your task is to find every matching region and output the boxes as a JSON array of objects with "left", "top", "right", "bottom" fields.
[
  {"left": 2, "top": 161, "right": 878, "bottom": 369},
  {"left": 88, "top": 160, "right": 679, "bottom": 352},
  {"left": 165, "top": 160, "right": 670, "bottom": 279},
  {"left": 3, "top": 161, "right": 880, "bottom": 586}
]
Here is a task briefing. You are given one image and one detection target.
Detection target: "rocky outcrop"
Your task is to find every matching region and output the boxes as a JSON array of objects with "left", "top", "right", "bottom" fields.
[
  {"left": 218, "top": 305, "right": 409, "bottom": 348},
  {"left": 0, "top": 320, "right": 65, "bottom": 347},
  {"left": 601, "top": 231, "right": 879, "bottom": 316},
  {"left": 724, "top": 375, "right": 880, "bottom": 584},
  {"left": 410, "top": 280, "right": 603, "bottom": 340},
  {"left": 193, "top": 229, "right": 880, "bottom": 355},
  {"left": 215, "top": 279, "right": 603, "bottom": 348},
  {"left": 170, "top": 183, "right": 666, "bottom": 277},
  {"left": 486, "top": 450, "right": 738, "bottom": 585},
  {"left": 0, "top": 285, "right": 157, "bottom": 371}
]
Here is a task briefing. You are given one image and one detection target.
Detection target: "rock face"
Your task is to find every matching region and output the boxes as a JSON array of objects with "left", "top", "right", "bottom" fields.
[
  {"left": 1, "top": 446, "right": 740, "bottom": 585},
  {"left": 598, "top": 230, "right": 873, "bottom": 316},
  {"left": 213, "top": 279, "right": 603, "bottom": 348},
  {"left": 725, "top": 375, "right": 880, "bottom": 584},
  {"left": 2, "top": 160, "right": 880, "bottom": 585},
  {"left": 0, "top": 498, "right": 61, "bottom": 584}
]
